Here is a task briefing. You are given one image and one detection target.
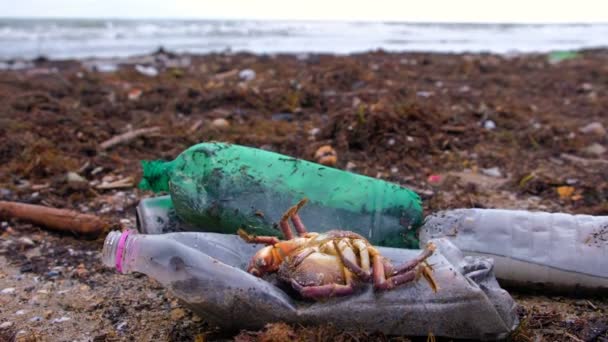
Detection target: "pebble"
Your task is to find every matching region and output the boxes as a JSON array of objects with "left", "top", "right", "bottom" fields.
[
  {"left": 46, "top": 270, "right": 60, "bottom": 278},
  {"left": 345, "top": 161, "right": 357, "bottom": 171},
  {"left": 314, "top": 145, "right": 338, "bottom": 166},
  {"left": 416, "top": 91, "right": 433, "bottom": 98},
  {"left": 66, "top": 172, "right": 87, "bottom": 184},
  {"left": 458, "top": 85, "right": 471, "bottom": 93},
  {"left": 308, "top": 127, "right": 320, "bottom": 136},
  {"left": 0, "top": 321, "right": 13, "bottom": 329},
  {"left": 211, "top": 118, "right": 230, "bottom": 129},
  {"left": 135, "top": 64, "right": 159, "bottom": 77},
  {"left": 271, "top": 112, "right": 294, "bottom": 122},
  {"left": 170, "top": 308, "right": 186, "bottom": 320},
  {"left": 238, "top": 69, "right": 256, "bottom": 81},
  {"left": 582, "top": 143, "right": 607, "bottom": 156},
  {"left": 481, "top": 167, "right": 503, "bottom": 178},
  {"left": 17, "top": 237, "right": 35, "bottom": 247},
  {"left": 483, "top": 120, "right": 496, "bottom": 130},
  {"left": 579, "top": 122, "right": 606, "bottom": 136},
  {"left": 29, "top": 316, "right": 42, "bottom": 323},
  {"left": 15, "top": 310, "right": 26, "bottom": 315},
  {"left": 390, "top": 167, "right": 399, "bottom": 174},
  {"left": 387, "top": 138, "right": 396, "bottom": 146},
  {"left": 1, "top": 287, "right": 16, "bottom": 294},
  {"left": 43, "top": 310, "right": 53, "bottom": 319},
  {"left": 116, "top": 321, "right": 128, "bottom": 332}
]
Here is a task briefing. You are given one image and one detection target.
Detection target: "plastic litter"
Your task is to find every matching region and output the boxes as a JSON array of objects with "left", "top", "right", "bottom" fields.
[
  {"left": 420, "top": 208, "right": 608, "bottom": 293},
  {"left": 135, "top": 64, "right": 159, "bottom": 77},
  {"left": 102, "top": 231, "right": 518, "bottom": 340},
  {"left": 138, "top": 142, "right": 423, "bottom": 248}
]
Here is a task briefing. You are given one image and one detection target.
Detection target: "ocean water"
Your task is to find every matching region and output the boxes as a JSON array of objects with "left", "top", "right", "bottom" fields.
[{"left": 1, "top": 18, "right": 607, "bottom": 59}]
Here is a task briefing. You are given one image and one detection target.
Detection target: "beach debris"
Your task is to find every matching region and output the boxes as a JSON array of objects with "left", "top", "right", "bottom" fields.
[
  {"left": 314, "top": 145, "right": 338, "bottom": 166},
  {"left": 308, "top": 127, "right": 320, "bottom": 136},
  {"left": 66, "top": 172, "right": 87, "bottom": 185},
  {"left": 582, "top": 143, "right": 607, "bottom": 157},
  {"left": 448, "top": 171, "right": 507, "bottom": 190},
  {"left": 0, "top": 321, "right": 13, "bottom": 329},
  {"left": 557, "top": 186, "right": 576, "bottom": 199},
  {"left": 99, "top": 127, "right": 161, "bottom": 150},
  {"left": 427, "top": 174, "right": 442, "bottom": 185},
  {"left": 481, "top": 167, "right": 503, "bottom": 178},
  {"left": 579, "top": 122, "right": 606, "bottom": 136},
  {"left": 0, "top": 201, "right": 109, "bottom": 237},
  {"left": 239, "top": 199, "right": 438, "bottom": 300},
  {"left": 96, "top": 177, "right": 134, "bottom": 190},
  {"left": 134, "top": 65, "right": 158, "bottom": 77},
  {"left": 187, "top": 119, "right": 204, "bottom": 134},
  {"left": 239, "top": 69, "right": 256, "bottom": 81},
  {"left": 213, "top": 69, "right": 238, "bottom": 80},
  {"left": 561, "top": 153, "right": 608, "bottom": 167},
  {"left": 211, "top": 118, "right": 230, "bottom": 129},
  {"left": 483, "top": 120, "right": 497, "bottom": 130},
  {"left": 416, "top": 91, "right": 434, "bottom": 98},
  {"left": 127, "top": 88, "right": 143, "bottom": 101},
  {"left": 52, "top": 316, "right": 71, "bottom": 324},
  {"left": 1, "top": 288, "right": 16, "bottom": 295},
  {"left": 548, "top": 50, "right": 580, "bottom": 64},
  {"left": 271, "top": 112, "right": 294, "bottom": 122}
]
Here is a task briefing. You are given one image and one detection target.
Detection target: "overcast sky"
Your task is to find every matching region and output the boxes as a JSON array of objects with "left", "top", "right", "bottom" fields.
[{"left": 2, "top": 0, "right": 608, "bottom": 23}]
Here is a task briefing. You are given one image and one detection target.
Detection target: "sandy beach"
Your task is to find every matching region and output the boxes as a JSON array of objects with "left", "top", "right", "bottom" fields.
[{"left": 1, "top": 49, "right": 607, "bottom": 341}]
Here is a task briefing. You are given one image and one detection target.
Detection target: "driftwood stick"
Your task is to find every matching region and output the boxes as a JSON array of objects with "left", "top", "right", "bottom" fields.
[
  {"left": 561, "top": 153, "right": 608, "bottom": 167},
  {"left": 99, "top": 127, "right": 161, "bottom": 150},
  {"left": 0, "top": 201, "right": 109, "bottom": 237}
]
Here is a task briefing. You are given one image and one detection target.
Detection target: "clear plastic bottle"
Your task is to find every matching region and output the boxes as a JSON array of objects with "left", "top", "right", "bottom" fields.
[
  {"left": 420, "top": 208, "right": 608, "bottom": 292},
  {"left": 101, "top": 230, "right": 518, "bottom": 339}
]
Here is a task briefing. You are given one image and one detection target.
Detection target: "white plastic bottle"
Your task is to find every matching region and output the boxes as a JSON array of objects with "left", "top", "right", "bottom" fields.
[{"left": 420, "top": 209, "right": 608, "bottom": 293}]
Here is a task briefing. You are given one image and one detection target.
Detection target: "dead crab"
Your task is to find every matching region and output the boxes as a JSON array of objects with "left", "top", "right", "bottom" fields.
[{"left": 238, "top": 199, "right": 439, "bottom": 300}]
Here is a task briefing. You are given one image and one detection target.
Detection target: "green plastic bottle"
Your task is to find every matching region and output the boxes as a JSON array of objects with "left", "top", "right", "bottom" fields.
[{"left": 139, "top": 142, "right": 423, "bottom": 248}]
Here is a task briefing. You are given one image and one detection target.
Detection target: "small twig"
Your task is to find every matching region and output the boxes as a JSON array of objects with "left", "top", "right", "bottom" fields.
[
  {"left": 96, "top": 177, "right": 134, "bottom": 190},
  {"left": 0, "top": 201, "right": 109, "bottom": 237},
  {"left": 99, "top": 127, "right": 161, "bottom": 150},
  {"left": 187, "top": 119, "right": 203, "bottom": 134},
  {"left": 561, "top": 153, "right": 608, "bottom": 167},
  {"left": 563, "top": 331, "right": 584, "bottom": 342},
  {"left": 212, "top": 69, "right": 238, "bottom": 80}
]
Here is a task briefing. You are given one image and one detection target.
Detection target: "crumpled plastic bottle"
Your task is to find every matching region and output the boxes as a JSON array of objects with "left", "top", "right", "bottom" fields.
[
  {"left": 102, "top": 230, "right": 518, "bottom": 339},
  {"left": 138, "top": 142, "right": 423, "bottom": 248}
]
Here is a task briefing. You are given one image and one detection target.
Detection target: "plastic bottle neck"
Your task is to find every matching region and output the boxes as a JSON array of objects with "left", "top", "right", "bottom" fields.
[
  {"left": 138, "top": 160, "right": 175, "bottom": 193},
  {"left": 102, "top": 230, "right": 138, "bottom": 274}
]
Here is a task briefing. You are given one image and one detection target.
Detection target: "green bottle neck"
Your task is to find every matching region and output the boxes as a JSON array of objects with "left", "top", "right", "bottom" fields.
[{"left": 139, "top": 159, "right": 176, "bottom": 193}]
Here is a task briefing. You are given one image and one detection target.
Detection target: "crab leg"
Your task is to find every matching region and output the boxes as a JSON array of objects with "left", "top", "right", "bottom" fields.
[
  {"left": 388, "top": 242, "right": 436, "bottom": 276},
  {"left": 333, "top": 240, "right": 371, "bottom": 281},
  {"left": 289, "top": 247, "right": 317, "bottom": 268},
  {"left": 290, "top": 279, "right": 355, "bottom": 299},
  {"left": 372, "top": 243, "right": 438, "bottom": 291},
  {"left": 237, "top": 229, "right": 281, "bottom": 245},
  {"left": 279, "top": 198, "right": 309, "bottom": 238}
]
